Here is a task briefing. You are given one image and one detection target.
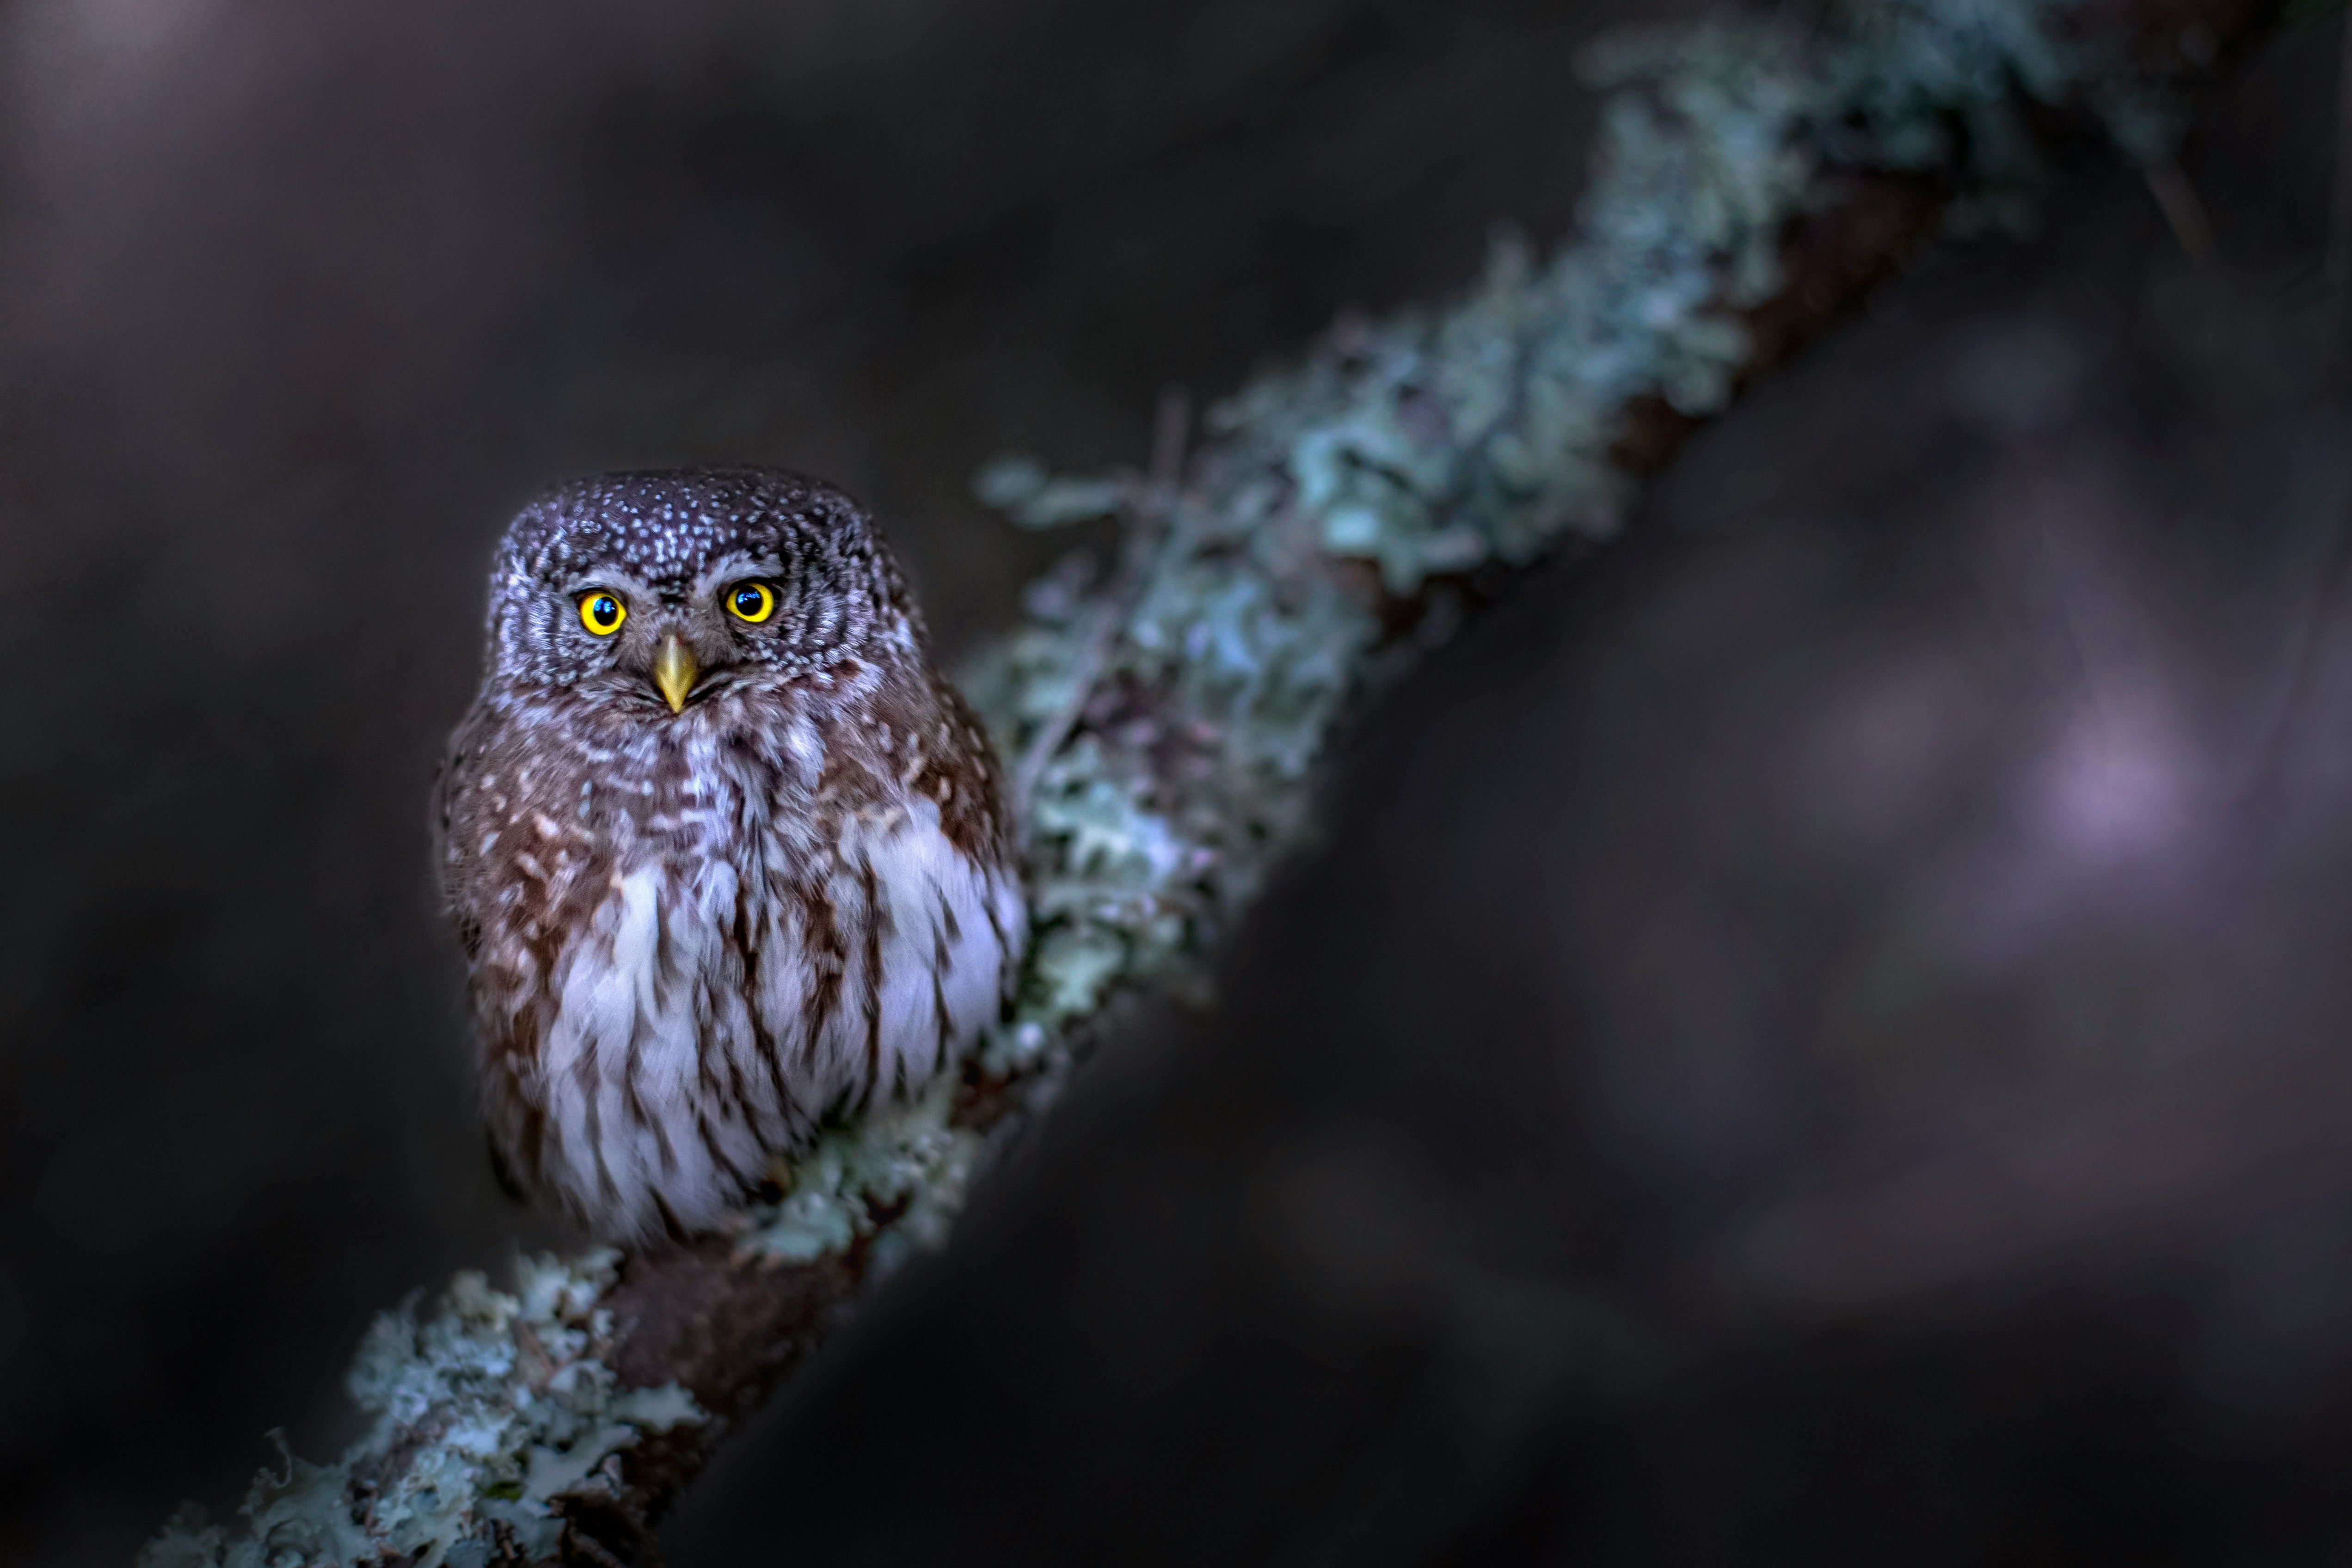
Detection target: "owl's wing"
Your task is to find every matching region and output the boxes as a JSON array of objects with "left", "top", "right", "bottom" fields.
[{"left": 430, "top": 702, "right": 497, "bottom": 931}]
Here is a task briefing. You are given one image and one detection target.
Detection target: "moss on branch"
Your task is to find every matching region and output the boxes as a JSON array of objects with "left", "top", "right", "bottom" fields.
[{"left": 141, "top": 0, "right": 2271, "bottom": 1561}]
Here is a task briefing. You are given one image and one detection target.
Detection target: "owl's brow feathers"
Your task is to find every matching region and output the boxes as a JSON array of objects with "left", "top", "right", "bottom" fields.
[{"left": 505, "top": 467, "right": 893, "bottom": 590}]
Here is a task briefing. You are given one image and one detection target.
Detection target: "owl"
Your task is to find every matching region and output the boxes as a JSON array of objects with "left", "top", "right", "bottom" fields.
[{"left": 436, "top": 467, "right": 1026, "bottom": 1244}]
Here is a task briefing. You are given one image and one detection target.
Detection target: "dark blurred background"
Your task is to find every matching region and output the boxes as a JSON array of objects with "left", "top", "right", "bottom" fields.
[{"left": 3, "top": 1, "right": 2349, "bottom": 1563}]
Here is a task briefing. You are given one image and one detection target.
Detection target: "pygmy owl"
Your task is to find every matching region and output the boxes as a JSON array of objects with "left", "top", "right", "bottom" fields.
[{"left": 436, "top": 467, "right": 1026, "bottom": 1243}]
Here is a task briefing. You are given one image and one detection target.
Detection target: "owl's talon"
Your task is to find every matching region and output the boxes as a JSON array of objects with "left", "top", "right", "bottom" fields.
[{"left": 485, "top": 1128, "right": 527, "bottom": 1205}]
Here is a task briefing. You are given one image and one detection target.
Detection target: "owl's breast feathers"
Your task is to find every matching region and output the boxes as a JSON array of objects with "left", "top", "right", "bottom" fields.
[{"left": 438, "top": 659, "right": 1024, "bottom": 1242}]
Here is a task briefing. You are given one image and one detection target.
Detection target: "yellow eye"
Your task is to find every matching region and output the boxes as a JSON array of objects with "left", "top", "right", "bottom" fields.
[
  {"left": 578, "top": 591, "right": 627, "bottom": 636},
  {"left": 727, "top": 581, "right": 777, "bottom": 624}
]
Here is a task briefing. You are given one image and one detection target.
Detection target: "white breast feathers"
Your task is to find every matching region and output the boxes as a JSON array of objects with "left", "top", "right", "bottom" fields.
[{"left": 524, "top": 796, "right": 1023, "bottom": 1242}]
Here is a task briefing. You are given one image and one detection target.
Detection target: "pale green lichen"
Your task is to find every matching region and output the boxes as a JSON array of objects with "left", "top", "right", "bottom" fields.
[
  {"left": 734, "top": 1074, "right": 980, "bottom": 1271},
  {"left": 140, "top": 1255, "right": 701, "bottom": 1568},
  {"left": 142, "top": 0, "right": 2194, "bottom": 1559}
]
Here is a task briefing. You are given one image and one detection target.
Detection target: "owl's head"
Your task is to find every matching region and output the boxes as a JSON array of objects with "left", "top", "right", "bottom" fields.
[{"left": 480, "top": 467, "right": 913, "bottom": 714}]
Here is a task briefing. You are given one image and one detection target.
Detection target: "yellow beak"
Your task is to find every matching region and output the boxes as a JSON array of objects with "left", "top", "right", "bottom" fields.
[{"left": 652, "top": 634, "right": 699, "bottom": 715}]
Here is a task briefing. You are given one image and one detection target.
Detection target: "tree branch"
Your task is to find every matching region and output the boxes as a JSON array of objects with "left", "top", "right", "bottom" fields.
[{"left": 140, "top": 1, "right": 2280, "bottom": 1562}]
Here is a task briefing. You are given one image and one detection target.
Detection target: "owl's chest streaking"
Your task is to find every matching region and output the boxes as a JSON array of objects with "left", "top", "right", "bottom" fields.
[{"left": 441, "top": 680, "right": 1023, "bottom": 1243}]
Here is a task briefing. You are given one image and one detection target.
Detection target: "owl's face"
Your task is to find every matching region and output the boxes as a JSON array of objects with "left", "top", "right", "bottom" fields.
[{"left": 482, "top": 467, "right": 910, "bottom": 717}]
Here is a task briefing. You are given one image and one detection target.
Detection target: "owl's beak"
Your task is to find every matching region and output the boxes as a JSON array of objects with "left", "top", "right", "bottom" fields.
[{"left": 652, "top": 634, "right": 700, "bottom": 715}]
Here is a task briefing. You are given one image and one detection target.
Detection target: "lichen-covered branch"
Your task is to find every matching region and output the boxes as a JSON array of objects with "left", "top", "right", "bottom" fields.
[{"left": 141, "top": 0, "right": 2275, "bottom": 1561}]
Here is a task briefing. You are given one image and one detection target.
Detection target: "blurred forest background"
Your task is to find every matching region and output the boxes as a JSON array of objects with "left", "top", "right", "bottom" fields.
[{"left": 4, "top": 0, "right": 2352, "bottom": 1563}]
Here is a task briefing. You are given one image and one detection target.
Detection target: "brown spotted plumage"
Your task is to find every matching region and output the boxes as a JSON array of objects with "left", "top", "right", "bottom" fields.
[{"left": 436, "top": 468, "right": 1024, "bottom": 1243}]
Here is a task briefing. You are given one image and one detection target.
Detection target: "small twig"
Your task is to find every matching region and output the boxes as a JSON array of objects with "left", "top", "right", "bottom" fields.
[
  {"left": 1011, "top": 385, "right": 1190, "bottom": 825},
  {"left": 2242, "top": 12, "right": 2352, "bottom": 781},
  {"left": 2238, "top": 457, "right": 2352, "bottom": 809},
  {"left": 2143, "top": 155, "right": 2219, "bottom": 265},
  {"left": 2327, "top": 9, "right": 2352, "bottom": 361}
]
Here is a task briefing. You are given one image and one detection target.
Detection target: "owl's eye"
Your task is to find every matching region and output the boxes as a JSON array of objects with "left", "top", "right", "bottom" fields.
[
  {"left": 727, "top": 582, "right": 778, "bottom": 624},
  {"left": 578, "top": 592, "right": 627, "bottom": 636}
]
